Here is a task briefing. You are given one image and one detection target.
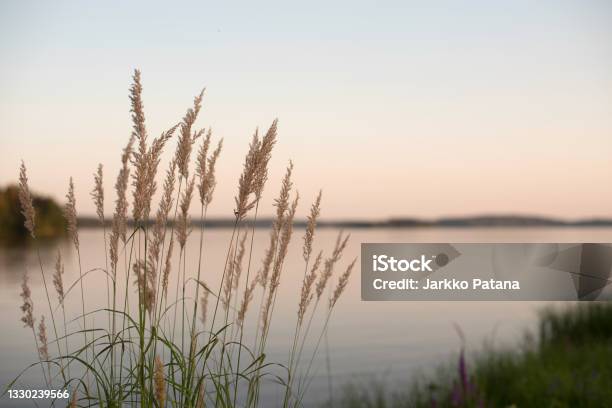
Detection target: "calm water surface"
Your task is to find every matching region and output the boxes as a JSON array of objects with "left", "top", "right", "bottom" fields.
[{"left": 1, "top": 227, "right": 611, "bottom": 407}]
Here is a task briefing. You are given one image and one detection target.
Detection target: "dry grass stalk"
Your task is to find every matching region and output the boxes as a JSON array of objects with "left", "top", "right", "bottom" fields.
[
  {"left": 270, "top": 194, "right": 299, "bottom": 294},
  {"left": 329, "top": 258, "right": 357, "bottom": 308},
  {"left": 234, "top": 120, "right": 277, "bottom": 220},
  {"left": 176, "top": 175, "right": 196, "bottom": 249},
  {"left": 237, "top": 277, "right": 258, "bottom": 324},
  {"left": 262, "top": 191, "right": 299, "bottom": 336},
  {"left": 162, "top": 236, "right": 174, "bottom": 297},
  {"left": 176, "top": 90, "right": 205, "bottom": 180},
  {"left": 232, "top": 232, "right": 248, "bottom": 291},
  {"left": 37, "top": 315, "right": 49, "bottom": 364},
  {"left": 253, "top": 120, "right": 277, "bottom": 201},
  {"left": 20, "top": 273, "right": 35, "bottom": 329},
  {"left": 303, "top": 191, "right": 322, "bottom": 262},
  {"left": 91, "top": 164, "right": 104, "bottom": 223},
  {"left": 129, "top": 70, "right": 178, "bottom": 223},
  {"left": 259, "top": 229, "right": 278, "bottom": 290},
  {"left": 198, "top": 135, "right": 223, "bottom": 206},
  {"left": 109, "top": 135, "right": 135, "bottom": 272},
  {"left": 69, "top": 389, "right": 77, "bottom": 408},
  {"left": 154, "top": 355, "right": 166, "bottom": 407},
  {"left": 148, "top": 159, "right": 177, "bottom": 288},
  {"left": 199, "top": 291, "right": 209, "bottom": 327},
  {"left": 129, "top": 69, "right": 149, "bottom": 223},
  {"left": 222, "top": 246, "right": 236, "bottom": 309},
  {"left": 18, "top": 161, "right": 36, "bottom": 238},
  {"left": 142, "top": 124, "right": 179, "bottom": 222},
  {"left": 234, "top": 130, "right": 261, "bottom": 220},
  {"left": 316, "top": 233, "right": 350, "bottom": 297},
  {"left": 118, "top": 136, "right": 135, "bottom": 243},
  {"left": 64, "top": 178, "right": 79, "bottom": 250},
  {"left": 196, "top": 381, "right": 206, "bottom": 408},
  {"left": 316, "top": 232, "right": 350, "bottom": 300},
  {"left": 195, "top": 130, "right": 211, "bottom": 191},
  {"left": 37, "top": 315, "right": 51, "bottom": 386},
  {"left": 133, "top": 260, "right": 155, "bottom": 313},
  {"left": 259, "top": 162, "right": 294, "bottom": 288},
  {"left": 53, "top": 251, "right": 65, "bottom": 303},
  {"left": 298, "top": 250, "right": 323, "bottom": 322},
  {"left": 258, "top": 162, "right": 297, "bottom": 339}
]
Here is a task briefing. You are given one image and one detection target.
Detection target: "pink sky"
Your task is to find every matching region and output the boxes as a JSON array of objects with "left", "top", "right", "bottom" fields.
[{"left": 1, "top": 1, "right": 611, "bottom": 219}]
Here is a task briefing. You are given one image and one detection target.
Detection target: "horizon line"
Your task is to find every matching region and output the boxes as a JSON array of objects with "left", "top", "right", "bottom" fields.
[{"left": 76, "top": 214, "right": 612, "bottom": 229}]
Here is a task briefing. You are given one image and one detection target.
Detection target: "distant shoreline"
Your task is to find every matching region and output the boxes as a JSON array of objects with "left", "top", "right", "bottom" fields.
[{"left": 76, "top": 215, "right": 612, "bottom": 229}]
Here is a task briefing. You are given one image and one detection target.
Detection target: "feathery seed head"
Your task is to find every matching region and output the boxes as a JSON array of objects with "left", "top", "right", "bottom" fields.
[
  {"left": 196, "top": 130, "right": 211, "bottom": 189},
  {"left": 149, "top": 158, "right": 177, "bottom": 272},
  {"left": 298, "top": 250, "right": 323, "bottom": 322},
  {"left": 199, "top": 291, "right": 209, "bottom": 327},
  {"left": 232, "top": 232, "right": 248, "bottom": 291},
  {"left": 110, "top": 134, "right": 136, "bottom": 266},
  {"left": 53, "top": 250, "right": 65, "bottom": 303},
  {"left": 129, "top": 72, "right": 177, "bottom": 223},
  {"left": 234, "top": 130, "right": 261, "bottom": 219},
  {"left": 303, "top": 190, "right": 322, "bottom": 262},
  {"left": 141, "top": 124, "right": 179, "bottom": 221},
  {"left": 154, "top": 356, "right": 166, "bottom": 407},
  {"left": 271, "top": 192, "right": 298, "bottom": 292},
  {"left": 38, "top": 315, "right": 49, "bottom": 362},
  {"left": 197, "top": 132, "right": 223, "bottom": 206},
  {"left": 130, "top": 69, "right": 147, "bottom": 147},
  {"left": 18, "top": 161, "right": 36, "bottom": 238},
  {"left": 176, "top": 175, "right": 195, "bottom": 249},
  {"left": 203, "top": 138, "right": 223, "bottom": 206},
  {"left": 259, "top": 162, "right": 294, "bottom": 287},
  {"left": 176, "top": 90, "right": 205, "bottom": 180},
  {"left": 91, "top": 164, "right": 105, "bottom": 223},
  {"left": 162, "top": 235, "right": 174, "bottom": 296},
  {"left": 262, "top": 191, "right": 299, "bottom": 335},
  {"left": 234, "top": 120, "right": 277, "bottom": 219},
  {"left": 64, "top": 178, "right": 79, "bottom": 250},
  {"left": 253, "top": 119, "right": 278, "bottom": 200},
  {"left": 238, "top": 277, "right": 258, "bottom": 325},
  {"left": 330, "top": 258, "right": 357, "bottom": 308},
  {"left": 133, "top": 260, "right": 155, "bottom": 314},
  {"left": 19, "top": 272, "right": 35, "bottom": 328},
  {"left": 316, "top": 231, "right": 350, "bottom": 300},
  {"left": 222, "top": 245, "right": 236, "bottom": 309}
]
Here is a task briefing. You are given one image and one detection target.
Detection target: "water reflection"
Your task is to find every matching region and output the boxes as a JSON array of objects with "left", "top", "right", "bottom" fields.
[{"left": 0, "top": 227, "right": 611, "bottom": 407}]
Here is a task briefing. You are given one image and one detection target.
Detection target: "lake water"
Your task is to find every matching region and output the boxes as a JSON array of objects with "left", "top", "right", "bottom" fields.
[{"left": 1, "top": 227, "right": 611, "bottom": 407}]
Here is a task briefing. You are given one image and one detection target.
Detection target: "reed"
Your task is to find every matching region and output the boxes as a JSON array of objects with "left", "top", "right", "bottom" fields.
[
  {"left": 37, "top": 316, "right": 50, "bottom": 381},
  {"left": 19, "top": 272, "right": 48, "bottom": 386},
  {"left": 53, "top": 250, "right": 70, "bottom": 379},
  {"left": 5, "top": 70, "right": 354, "bottom": 408},
  {"left": 19, "top": 162, "right": 65, "bottom": 384},
  {"left": 154, "top": 355, "right": 166, "bottom": 407},
  {"left": 64, "top": 177, "right": 87, "bottom": 388}
]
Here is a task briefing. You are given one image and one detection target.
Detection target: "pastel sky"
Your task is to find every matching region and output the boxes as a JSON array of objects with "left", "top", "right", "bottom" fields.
[{"left": 1, "top": 0, "right": 611, "bottom": 219}]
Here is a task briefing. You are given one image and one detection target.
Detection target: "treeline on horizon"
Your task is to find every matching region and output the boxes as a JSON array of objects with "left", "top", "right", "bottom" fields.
[
  {"left": 0, "top": 185, "right": 66, "bottom": 243},
  {"left": 77, "top": 215, "right": 612, "bottom": 229},
  {"left": 2, "top": 184, "right": 611, "bottom": 242}
]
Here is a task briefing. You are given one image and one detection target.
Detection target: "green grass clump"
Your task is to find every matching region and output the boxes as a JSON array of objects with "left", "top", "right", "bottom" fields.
[{"left": 334, "top": 303, "right": 612, "bottom": 408}]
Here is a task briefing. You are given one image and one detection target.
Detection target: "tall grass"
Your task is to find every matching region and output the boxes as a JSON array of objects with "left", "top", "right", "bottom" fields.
[{"left": 5, "top": 70, "right": 355, "bottom": 407}]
